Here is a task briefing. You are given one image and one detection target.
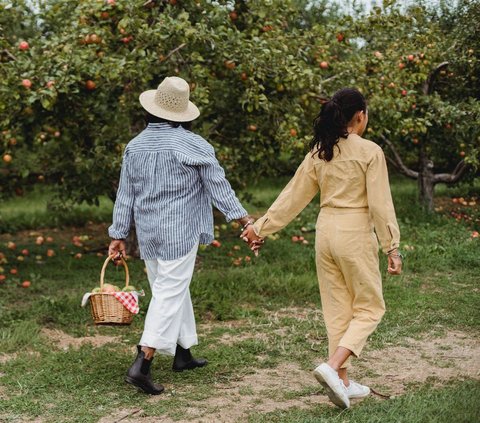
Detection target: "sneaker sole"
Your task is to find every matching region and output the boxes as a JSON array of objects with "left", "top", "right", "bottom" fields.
[
  {"left": 313, "top": 369, "right": 350, "bottom": 409},
  {"left": 124, "top": 376, "right": 165, "bottom": 395},
  {"left": 348, "top": 390, "right": 371, "bottom": 399}
]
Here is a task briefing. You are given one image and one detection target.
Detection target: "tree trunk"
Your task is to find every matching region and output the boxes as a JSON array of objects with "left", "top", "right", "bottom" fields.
[{"left": 418, "top": 148, "right": 436, "bottom": 211}]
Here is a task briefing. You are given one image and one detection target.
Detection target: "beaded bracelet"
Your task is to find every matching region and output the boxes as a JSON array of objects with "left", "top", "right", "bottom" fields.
[{"left": 388, "top": 252, "right": 404, "bottom": 260}]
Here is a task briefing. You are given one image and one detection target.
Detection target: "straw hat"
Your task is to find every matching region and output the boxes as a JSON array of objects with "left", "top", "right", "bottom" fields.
[{"left": 139, "top": 76, "right": 200, "bottom": 122}]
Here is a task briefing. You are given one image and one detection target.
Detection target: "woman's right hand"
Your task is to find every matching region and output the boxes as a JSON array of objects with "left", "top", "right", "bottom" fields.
[
  {"left": 387, "top": 251, "right": 402, "bottom": 275},
  {"left": 240, "top": 225, "right": 264, "bottom": 256}
]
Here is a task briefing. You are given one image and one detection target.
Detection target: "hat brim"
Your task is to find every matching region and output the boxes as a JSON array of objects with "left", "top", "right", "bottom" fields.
[{"left": 139, "top": 90, "right": 200, "bottom": 122}]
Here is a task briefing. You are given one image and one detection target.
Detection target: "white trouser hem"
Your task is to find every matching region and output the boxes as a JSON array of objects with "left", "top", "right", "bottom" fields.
[{"left": 177, "top": 334, "right": 199, "bottom": 350}]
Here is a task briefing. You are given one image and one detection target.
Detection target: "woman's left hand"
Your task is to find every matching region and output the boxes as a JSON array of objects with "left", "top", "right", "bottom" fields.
[{"left": 387, "top": 253, "right": 402, "bottom": 275}]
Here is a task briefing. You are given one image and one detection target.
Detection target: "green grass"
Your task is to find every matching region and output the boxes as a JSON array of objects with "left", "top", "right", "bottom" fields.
[
  {"left": 0, "top": 187, "right": 114, "bottom": 233},
  {"left": 0, "top": 176, "right": 478, "bottom": 422}
]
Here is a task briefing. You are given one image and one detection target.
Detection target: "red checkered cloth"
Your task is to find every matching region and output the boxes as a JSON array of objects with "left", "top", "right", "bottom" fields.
[{"left": 113, "top": 292, "right": 139, "bottom": 314}]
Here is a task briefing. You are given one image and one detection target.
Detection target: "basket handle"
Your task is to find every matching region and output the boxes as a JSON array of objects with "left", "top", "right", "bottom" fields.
[{"left": 100, "top": 255, "right": 130, "bottom": 289}]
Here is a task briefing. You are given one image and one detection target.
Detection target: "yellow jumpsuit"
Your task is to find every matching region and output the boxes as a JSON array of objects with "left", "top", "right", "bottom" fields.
[{"left": 253, "top": 134, "right": 400, "bottom": 367}]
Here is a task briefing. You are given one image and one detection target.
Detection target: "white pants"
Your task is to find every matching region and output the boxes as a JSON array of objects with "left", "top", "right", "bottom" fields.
[{"left": 139, "top": 243, "right": 199, "bottom": 356}]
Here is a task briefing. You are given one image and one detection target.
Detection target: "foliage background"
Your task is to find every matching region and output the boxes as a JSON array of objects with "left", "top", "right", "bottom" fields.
[{"left": 0, "top": 0, "right": 478, "bottom": 209}]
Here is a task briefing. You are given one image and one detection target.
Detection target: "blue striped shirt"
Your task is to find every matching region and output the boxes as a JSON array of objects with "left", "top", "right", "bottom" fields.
[{"left": 108, "top": 123, "right": 248, "bottom": 260}]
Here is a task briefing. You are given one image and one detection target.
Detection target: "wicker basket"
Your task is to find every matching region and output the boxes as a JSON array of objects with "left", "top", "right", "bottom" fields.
[{"left": 90, "top": 255, "right": 134, "bottom": 325}]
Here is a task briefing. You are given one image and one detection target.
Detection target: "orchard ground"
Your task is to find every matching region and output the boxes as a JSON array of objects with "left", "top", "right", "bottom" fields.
[{"left": 0, "top": 177, "right": 479, "bottom": 423}]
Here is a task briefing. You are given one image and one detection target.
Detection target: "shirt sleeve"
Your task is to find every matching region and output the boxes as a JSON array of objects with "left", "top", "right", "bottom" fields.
[
  {"left": 366, "top": 147, "right": 400, "bottom": 254},
  {"left": 253, "top": 153, "right": 319, "bottom": 237},
  {"left": 108, "top": 153, "right": 135, "bottom": 240},
  {"left": 196, "top": 148, "right": 248, "bottom": 222}
]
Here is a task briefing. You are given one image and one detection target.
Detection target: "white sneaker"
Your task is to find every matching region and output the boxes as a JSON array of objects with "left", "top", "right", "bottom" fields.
[
  {"left": 313, "top": 363, "right": 350, "bottom": 409},
  {"left": 345, "top": 380, "right": 371, "bottom": 399}
]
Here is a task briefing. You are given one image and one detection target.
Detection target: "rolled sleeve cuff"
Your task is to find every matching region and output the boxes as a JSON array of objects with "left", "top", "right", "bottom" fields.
[
  {"left": 224, "top": 206, "right": 249, "bottom": 222},
  {"left": 383, "top": 240, "right": 400, "bottom": 255},
  {"left": 108, "top": 226, "right": 128, "bottom": 240}
]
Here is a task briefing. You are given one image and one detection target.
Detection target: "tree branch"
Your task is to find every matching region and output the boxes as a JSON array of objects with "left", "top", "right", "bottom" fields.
[
  {"left": 160, "top": 43, "right": 187, "bottom": 62},
  {"left": 380, "top": 135, "right": 419, "bottom": 179},
  {"left": 423, "top": 61, "right": 449, "bottom": 95},
  {"left": 434, "top": 160, "right": 468, "bottom": 184},
  {"left": 2, "top": 48, "right": 17, "bottom": 61}
]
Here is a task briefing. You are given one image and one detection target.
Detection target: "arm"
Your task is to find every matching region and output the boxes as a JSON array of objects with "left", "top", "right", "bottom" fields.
[
  {"left": 197, "top": 148, "right": 249, "bottom": 223},
  {"left": 252, "top": 153, "right": 319, "bottom": 238},
  {"left": 366, "top": 147, "right": 401, "bottom": 255},
  {"left": 108, "top": 153, "right": 135, "bottom": 256}
]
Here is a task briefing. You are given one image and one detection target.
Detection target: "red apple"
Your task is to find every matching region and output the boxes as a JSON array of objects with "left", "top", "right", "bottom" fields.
[
  {"left": 107, "top": 0, "right": 116, "bottom": 4},
  {"left": 336, "top": 33, "right": 344, "bottom": 42},
  {"left": 407, "top": 54, "right": 414, "bottom": 61},
  {"left": 0, "top": 275, "right": 6, "bottom": 283},
  {"left": 21, "top": 280, "right": 31, "bottom": 288},
  {"left": 10, "top": 268, "right": 18, "bottom": 275},
  {"left": 211, "top": 240, "right": 221, "bottom": 248},
  {"left": 290, "top": 128, "right": 298, "bottom": 137},
  {"left": 291, "top": 236, "right": 299, "bottom": 243},
  {"left": 248, "top": 124, "right": 257, "bottom": 132},
  {"left": 21, "top": 249, "right": 29, "bottom": 256},
  {"left": 3, "top": 154, "right": 12, "bottom": 163},
  {"left": 459, "top": 151, "right": 465, "bottom": 157},
  {"left": 36, "top": 236, "right": 45, "bottom": 245},
  {"left": 229, "top": 11, "right": 238, "bottom": 21},
  {"left": 319, "top": 61, "right": 329, "bottom": 69},
  {"left": 240, "top": 72, "right": 248, "bottom": 81},
  {"left": 398, "top": 62, "right": 405, "bottom": 69},
  {"left": 401, "top": 90, "right": 407, "bottom": 96},
  {"left": 85, "top": 80, "right": 96, "bottom": 90},
  {"left": 46, "top": 236, "right": 54, "bottom": 243},
  {"left": 46, "top": 80, "right": 55, "bottom": 88},
  {"left": 22, "top": 79, "right": 32, "bottom": 89},
  {"left": 224, "top": 60, "right": 236, "bottom": 70},
  {"left": 19, "top": 41, "right": 29, "bottom": 51},
  {"left": 47, "top": 249, "right": 55, "bottom": 257}
]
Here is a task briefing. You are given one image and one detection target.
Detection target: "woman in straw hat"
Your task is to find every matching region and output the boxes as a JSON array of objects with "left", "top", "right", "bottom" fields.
[
  {"left": 241, "top": 88, "right": 402, "bottom": 409},
  {"left": 108, "top": 76, "right": 253, "bottom": 395}
]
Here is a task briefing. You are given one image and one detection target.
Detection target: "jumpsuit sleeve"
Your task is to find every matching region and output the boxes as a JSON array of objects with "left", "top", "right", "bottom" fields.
[
  {"left": 253, "top": 153, "right": 319, "bottom": 237},
  {"left": 108, "top": 152, "right": 135, "bottom": 240},
  {"left": 366, "top": 147, "right": 400, "bottom": 254}
]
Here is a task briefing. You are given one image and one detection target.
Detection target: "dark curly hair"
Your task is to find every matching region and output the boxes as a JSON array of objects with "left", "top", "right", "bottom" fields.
[{"left": 310, "top": 88, "right": 367, "bottom": 161}]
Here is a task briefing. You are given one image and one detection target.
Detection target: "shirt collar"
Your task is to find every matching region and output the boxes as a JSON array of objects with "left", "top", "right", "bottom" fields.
[{"left": 147, "top": 123, "right": 172, "bottom": 129}]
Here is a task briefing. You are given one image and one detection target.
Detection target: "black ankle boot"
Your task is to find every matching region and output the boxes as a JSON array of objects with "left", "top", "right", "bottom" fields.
[
  {"left": 125, "top": 346, "right": 165, "bottom": 395},
  {"left": 172, "top": 345, "right": 208, "bottom": 372}
]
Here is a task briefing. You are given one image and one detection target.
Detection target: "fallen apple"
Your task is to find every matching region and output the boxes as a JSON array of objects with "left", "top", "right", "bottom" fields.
[
  {"left": 21, "top": 281, "right": 31, "bottom": 288},
  {"left": 19, "top": 41, "right": 29, "bottom": 50}
]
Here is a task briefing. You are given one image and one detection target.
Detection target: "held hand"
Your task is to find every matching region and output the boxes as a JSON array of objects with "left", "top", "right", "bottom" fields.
[
  {"left": 240, "top": 225, "right": 264, "bottom": 257},
  {"left": 387, "top": 253, "right": 402, "bottom": 275},
  {"left": 108, "top": 239, "right": 126, "bottom": 260}
]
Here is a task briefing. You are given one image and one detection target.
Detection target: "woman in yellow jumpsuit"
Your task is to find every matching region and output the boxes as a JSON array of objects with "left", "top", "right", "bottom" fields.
[{"left": 242, "top": 88, "right": 403, "bottom": 409}]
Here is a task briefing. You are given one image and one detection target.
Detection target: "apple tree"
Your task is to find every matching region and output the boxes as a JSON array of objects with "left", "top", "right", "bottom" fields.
[{"left": 344, "top": 0, "right": 480, "bottom": 210}]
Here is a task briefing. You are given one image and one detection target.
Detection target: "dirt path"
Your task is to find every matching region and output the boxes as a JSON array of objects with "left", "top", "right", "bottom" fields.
[{"left": 98, "top": 328, "right": 479, "bottom": 423}]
